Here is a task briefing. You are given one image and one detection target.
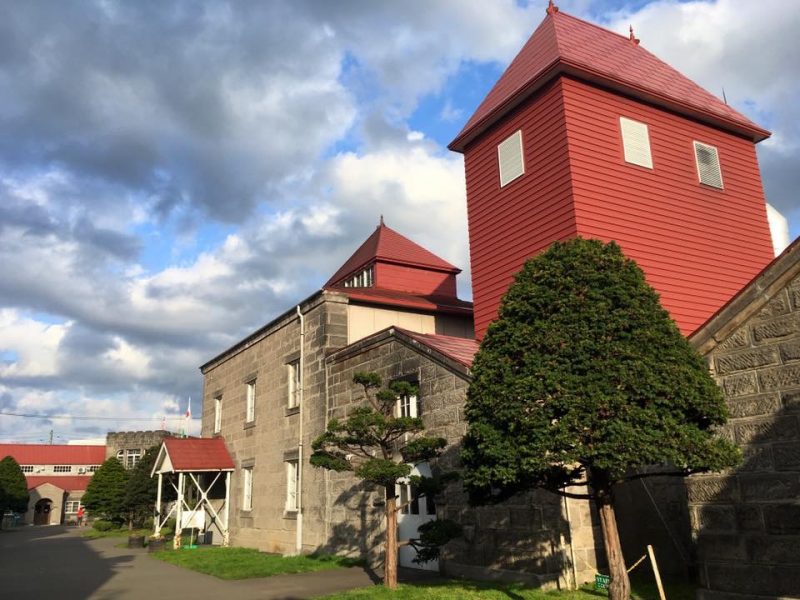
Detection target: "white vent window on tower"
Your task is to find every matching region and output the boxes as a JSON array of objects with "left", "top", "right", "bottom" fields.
[
  {"left": 619, "top": 117, "right": 653, "bottom": 169},
  {"left": 694, "top": 141, "right": 724, "bottom": 189},
  {"left": 498, "top": 130, "right": 525, "bottom": 187}
]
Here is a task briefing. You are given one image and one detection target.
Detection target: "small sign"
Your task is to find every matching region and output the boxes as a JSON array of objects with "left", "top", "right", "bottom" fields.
[{"left": 595, "top": 574, "right": 611, "bottom": 590}]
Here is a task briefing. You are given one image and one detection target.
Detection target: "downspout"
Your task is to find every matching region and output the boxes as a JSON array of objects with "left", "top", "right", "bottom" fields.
[
  {"left": 323, "top": 358, "right": 331, "bottom": 545},
  {"left": 295, "top": 305, "right": 305, "bottom": 555}
]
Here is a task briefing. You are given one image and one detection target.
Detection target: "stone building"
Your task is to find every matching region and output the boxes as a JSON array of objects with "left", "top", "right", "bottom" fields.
[
  {"left": 689, "top": 239, "right": 800, "bottom": 600},
  {"left": 106, "top": 430, "right": 172, "bottom": 469}
]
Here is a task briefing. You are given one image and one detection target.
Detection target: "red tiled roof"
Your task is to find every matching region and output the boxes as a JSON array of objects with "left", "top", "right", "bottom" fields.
[
  {"left": 330, "top": 287, "right": 473, "bottom": 315},
  {"left": 325, "top": 223, "right": 459, "bottom": 287},
  {"left": 163, "top": 437, "right": 234, "bottom": 472},
  {"left": 26, "top": 475, "right": 93, "bottom": 492},
  {"left": 450, "top": 9, "right": 768, "bottom": 151},
  {"left": 396, "top": 328, "right": 480, "bottom": 368},
  {"left": 0, "top": 444, "right": 106, "bottom": 465}
]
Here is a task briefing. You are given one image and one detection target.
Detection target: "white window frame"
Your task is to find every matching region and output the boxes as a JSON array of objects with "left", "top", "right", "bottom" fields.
[
  {"left": 53, "top": 465, "right": 72, "bottom": 473},
  {"left": 125, "top": 449, "right": 141, "bottom": 469},
  {"left": 242, "top": 466, "right": 253, "bottom": 511},
  {"left": 21, "top": 465, "right": 34, "bottom": 473},
  {"left": 285, "top": 460, "right": 299, "bottom": 512},
  {"left": 288, "top": 360, "right": 301, "bottom": 409},
  {"left": 65, "top": 500, "right": 82, "bottom": 513},
  {"left": 396, "top": 391, "right": 418, "bottom": 418},
  {"left": 497, "top": 130, "right": 525, "bottom": 187},
  {"left": 619, "top": 116, "right": 653, "bottom": 169},
  {"left": 693, "top": 140, "right": 724, "bottom": 189},
  {"left": 116, "top": 449, "right": 125, "bottom": 462},
  {"left": 245, "top": 379, "right": 256, "bottom": 423},
  {"left": 213, "top": 396, "right": 222, "bottom": 433},
  {"left": 87, "top": 465, "right": 100, "bottom": 473}
]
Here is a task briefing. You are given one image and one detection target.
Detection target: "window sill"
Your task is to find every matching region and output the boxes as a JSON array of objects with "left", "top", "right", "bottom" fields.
[
  {"left": 240, "top": 509, "right": 253, "bottom": 516},
  {"left": 283, "top": 510, "right": 299, "bottom": 520},
  {"left": 243, "top": 420, "right": 256, "bottom": 430},
  {"left": 285, "top": 406, "right": 300, "bottom": 417}
]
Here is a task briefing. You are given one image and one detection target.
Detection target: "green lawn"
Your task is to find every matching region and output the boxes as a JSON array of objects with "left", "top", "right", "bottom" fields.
[
  {"left": 314, "top": 573, "right": 695, "bottom": 600},
  {"left": 151, "top": 546, "right": 362, "bottom": 580}
]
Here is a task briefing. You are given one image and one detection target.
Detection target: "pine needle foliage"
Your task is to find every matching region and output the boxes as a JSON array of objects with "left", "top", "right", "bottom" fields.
[
  {"left": 0, "top": 456, "right": 29, "bottom": 521},
  {"left": 82, "top": 456, "right": 130, "bottom": 522}
]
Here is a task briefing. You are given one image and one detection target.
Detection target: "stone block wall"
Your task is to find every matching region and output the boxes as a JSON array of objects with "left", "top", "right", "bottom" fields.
[
  {"left": 106, "top": 430, "right": 171, "bottom": 464},
  {"left": 692, "top": 281, "right": 800, "bottom": 600}
]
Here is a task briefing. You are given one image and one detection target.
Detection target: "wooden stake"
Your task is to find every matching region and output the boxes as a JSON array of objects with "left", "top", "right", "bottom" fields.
[{"left": 647, "top": 544, "right": 667, "bottom": 600}]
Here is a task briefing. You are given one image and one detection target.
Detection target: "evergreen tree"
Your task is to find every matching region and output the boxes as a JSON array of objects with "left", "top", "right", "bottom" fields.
[
  {"left": 462, "top": 238, "right": 739, "bottom": 600},
  {"left": 0, "top": 456, "right": 29, "bottom": 527},
  {"left": 82, "top": 456, "right": 129, "bottom": 522},
  {"left": 123, "top": 446, "right": 160, "bottom": 529},
  {"left": 310, "top": 373, "right": 460, "bottom": 590}
]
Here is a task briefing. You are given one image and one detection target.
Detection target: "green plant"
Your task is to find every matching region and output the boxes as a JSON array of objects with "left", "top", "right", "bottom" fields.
[
  {"left": 310, "top": 373, "right": 460, "bottom": 590},
  {"left": 82, "top": 457, "right": 129, "bottom": 522},
  {"left": 461, "top": 238, "right": 739, "bottom": 600},
  {"left": 92, "top": 520, "right": 115, "bottom": 532},
  {"left": 0, "top": 456, "right": 29, "bottom": 527}
]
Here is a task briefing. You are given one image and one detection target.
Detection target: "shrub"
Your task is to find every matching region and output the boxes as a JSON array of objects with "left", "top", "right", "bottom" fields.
[{"left": 92, "top": 519, "right": 115, "bottom": 532}]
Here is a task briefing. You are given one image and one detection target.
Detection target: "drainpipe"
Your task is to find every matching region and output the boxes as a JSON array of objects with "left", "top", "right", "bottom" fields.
[{"left": 295, "top": 305, "right": 305, "bottom": 555}]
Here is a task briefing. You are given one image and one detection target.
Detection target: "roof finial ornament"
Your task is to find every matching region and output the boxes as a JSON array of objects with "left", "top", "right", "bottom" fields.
[
  {"left": 629, "top": 24, "right": 640, "bottom": 46},
  {"left": 546, "top": 0, "right": 559, "bottom": 16}
]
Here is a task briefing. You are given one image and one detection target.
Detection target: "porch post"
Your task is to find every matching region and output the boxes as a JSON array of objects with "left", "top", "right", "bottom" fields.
[
  {"left": 155, "top": 472, "right": 163, "bottom": 538},
  {"left": 174, "top": 472, "right": 184, "bottom": 549},
  {"left": 223, "top": 471, "right": 231, "bottom": 547}
]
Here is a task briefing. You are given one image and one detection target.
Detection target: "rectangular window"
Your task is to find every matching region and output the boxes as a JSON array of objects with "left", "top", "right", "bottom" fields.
[
  {"left": 285, "top": 460, "right": 299, "bottom": 512},
  {"left": 213, "top": 396, "right": 222, "bottom": 433},
  {"left": 497, "top": 130, "right": 525, "bottom": 187},
  {"left": 53, "top": 465, "right": 72, "bottom": 473},
  {"left": 125, "top": 449, "right": 141, "bottom": 469},
  {"left": 65, "top": 501, "right": 81, "bottom": 513},
  {"left": 242, "top": 467, "right": 253, "bottom": 510},
  {"left": 87, "top": 465, "right": 100, "bottom": 473},
  {"left": 694, "top": 141, "right": 723, "bottom": 188},
  {"left": 21, "top": 465, "right": 34, "bottom": 473},
  {"left": 245, "top": 380, "right": 256, "bottom": 423},
  {"left": 288, "top": 360, "right": 301, "bottom": 409},
  {"left": 620, "top": 116, "right": 653, "bottom": 169},
  {"left": 396, "top": 390, "right": 418, "bottom": 418}
]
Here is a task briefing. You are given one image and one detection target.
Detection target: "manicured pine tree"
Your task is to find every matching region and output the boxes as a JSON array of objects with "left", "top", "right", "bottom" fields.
[
  {"left": 0, "top": 456, "right": 29, "bottom": 527},
  {"left": 310, "top": 373, "right": 460, "bottom": 590},
  {"left": 461, "top": 238, "right": 740, "bottom": 600},
  {"left": 123, "top": 445, "right": 161, "bottom": 529},
  {"left": 82, "top": 455, "right": 130, "bottom": 522}
]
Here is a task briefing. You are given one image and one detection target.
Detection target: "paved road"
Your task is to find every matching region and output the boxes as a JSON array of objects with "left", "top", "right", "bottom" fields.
[{"left": 0, "top": 526, "right": 379, "bottom": 600}]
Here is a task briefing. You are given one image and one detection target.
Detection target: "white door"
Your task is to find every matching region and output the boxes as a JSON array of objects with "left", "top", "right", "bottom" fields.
[{"left": 396, "top": 462, "right": 438, "bottom": 571}]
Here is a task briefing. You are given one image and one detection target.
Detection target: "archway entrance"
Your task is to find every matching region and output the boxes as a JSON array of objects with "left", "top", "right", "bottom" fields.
[{"left": 34, "top": 499, "right": 52, "bottom": 525}]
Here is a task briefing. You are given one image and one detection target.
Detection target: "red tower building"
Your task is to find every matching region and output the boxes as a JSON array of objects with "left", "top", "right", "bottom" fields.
[{"left": 450, "top": 5, "right": 775, "bottom": 339}]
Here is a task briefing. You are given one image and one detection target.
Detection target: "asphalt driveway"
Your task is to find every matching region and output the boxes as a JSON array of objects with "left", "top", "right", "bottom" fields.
[{"left": 0, "top": 526, "right": 377, "bottom": 600}]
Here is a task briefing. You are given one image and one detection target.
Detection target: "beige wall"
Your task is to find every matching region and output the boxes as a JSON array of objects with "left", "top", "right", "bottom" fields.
[
  {"left": 347, "top": 305, "right": 473, "bottom": 344},
  {"left": 25, "top": 483, "right": 67, "bottom": 525}
]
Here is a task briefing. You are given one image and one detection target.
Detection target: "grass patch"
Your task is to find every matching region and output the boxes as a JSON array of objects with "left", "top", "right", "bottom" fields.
[
  {"left": 314, "top": 573, "right": 695, "bottom": 600},
  {"left": 151, "top": 546, "right": 363, "bottom": 580},
  {"left": 81, "top": 528, "right": 150, "bottom": 540}
]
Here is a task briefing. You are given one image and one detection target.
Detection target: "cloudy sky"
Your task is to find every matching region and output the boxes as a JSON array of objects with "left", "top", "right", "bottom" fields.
[{"left": 1, "top": 0, "right": 798, "bottom": 443}]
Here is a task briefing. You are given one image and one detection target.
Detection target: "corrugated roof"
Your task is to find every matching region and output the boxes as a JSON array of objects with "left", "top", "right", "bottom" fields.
[
  {"left": 450, "top": 8, "right": 768, "bottom": 151},
  {"left": 330, "top": 287, "right": 473, "bottom": 315},
  {"left": 0, "top": 444, "right": 106, "bottom": 465},
  {"left": 163, "top": 437, "right": 235, "bottom": 472},
  {"left": 397, "top": 328, "right": 480, "bottom": 368},
  {"left": 26, "top": 475, "right": 93, "bottom": 492},
  {"left": 325, "top": 223, "right": 459, "bottom": 288}
]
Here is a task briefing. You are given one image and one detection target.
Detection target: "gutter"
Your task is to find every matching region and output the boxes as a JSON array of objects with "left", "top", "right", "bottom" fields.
[{"left": 295, "top": 304, "right": 305, "bottom": 555}]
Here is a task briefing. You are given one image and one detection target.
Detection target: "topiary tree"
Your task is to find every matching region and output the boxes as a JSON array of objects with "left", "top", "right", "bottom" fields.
[
  {"left": 310, "top": 372, "right": 460, "bottom": 590},
  {"left": 123, "top": 446, "right": 161, "bottom": 530},
  {"left": 82, "top": 456, "right": 129, "bottom": 523},
  {"left": 0, "top": 456, "right": 29, "bottom": 527},
  {"left": 461, "top": 238, "right": 740, "bottom": 600}
]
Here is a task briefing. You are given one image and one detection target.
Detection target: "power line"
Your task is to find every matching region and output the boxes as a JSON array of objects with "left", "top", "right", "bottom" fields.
[{"left": 0, "top": 410, "right": 193, "bottom": 422}]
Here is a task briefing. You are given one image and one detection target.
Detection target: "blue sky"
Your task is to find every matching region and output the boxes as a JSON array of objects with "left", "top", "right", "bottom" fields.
[{"left": 0, "top": 0, "right": 798, "bottom": 442}]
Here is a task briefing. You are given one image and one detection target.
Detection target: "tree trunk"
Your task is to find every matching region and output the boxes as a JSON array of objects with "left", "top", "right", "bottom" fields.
[
  {"left": 596, "top": 483, "right": 630, "bottom": 600},
  {"left": 384, "top": 485, "right": 398, "bottom": 590}
]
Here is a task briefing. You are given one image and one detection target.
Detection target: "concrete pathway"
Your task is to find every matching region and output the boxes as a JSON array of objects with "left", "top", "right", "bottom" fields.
[{"left": 0, "top": 526, "right": 380, "bottom": 600}]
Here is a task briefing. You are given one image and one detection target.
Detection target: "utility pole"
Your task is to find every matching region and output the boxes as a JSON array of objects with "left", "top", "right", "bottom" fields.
[{"left": 49, "top": 429, "right": 53, "bottom": 444}]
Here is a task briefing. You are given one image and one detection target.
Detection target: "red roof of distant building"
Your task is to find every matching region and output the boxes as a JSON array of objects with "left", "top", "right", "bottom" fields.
[
  {"left": 450, "top": 9, "right": 769, "bottom": 151},
  {"left": 397, "top": 329, "right": 480, "bottom": 368},
  {"left": 162, "top": 437, "right": 234, "bottom": 472},
  {"left": 0, "top": 444, "right": 106, "bottom": 465},
  {"left": 26, "top": 475, "right": 93, "bottom": 492},
  {"left": 326, "top": 222, "right": 459, "bottom": 288},
  {"left": 330, "top": 288, "right": 473, "bottom": 316}
]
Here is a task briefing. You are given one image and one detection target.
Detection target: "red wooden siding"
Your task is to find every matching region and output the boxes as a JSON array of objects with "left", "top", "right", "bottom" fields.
[
  {"left": 464, "top": 79, "right": 578, "bottom": 339},
  {"left": 561, "top": 77, "right": 773, "bottom": 334},
  {"left": 375, "top": 262, "right": 457, "bottom": 297}
]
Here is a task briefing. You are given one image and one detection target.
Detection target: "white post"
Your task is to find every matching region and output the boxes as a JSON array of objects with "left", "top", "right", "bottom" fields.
[
  {"left": 174, "top": 472, "right": 184, "bottom": 549},
  {"left": 155, "top": 472, "right": 163, "bottom": 538},
  {"left": 223, "top": 471, "right": 231, "bottom": 547}
]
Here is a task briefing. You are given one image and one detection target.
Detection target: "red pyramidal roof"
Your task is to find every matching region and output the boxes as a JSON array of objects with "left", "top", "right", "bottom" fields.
[
  {"left": 450, "top": 7, "right": 769, "bottom": 151},
  {"left": 160, "top": 437, "right": 234, "bottom": 472},
  {"left": 325, "top": 222, "right": 459, "bottom": 288}
]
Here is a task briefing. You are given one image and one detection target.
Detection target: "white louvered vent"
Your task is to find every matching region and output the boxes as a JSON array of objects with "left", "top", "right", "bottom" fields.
[
  {"left": 498, "top": 130, "right": 524, "bottom": 187},
  {"left": 694, "top": 141, "right": 723, "bottom": 189},
  {"left": 619, "top": 117, "right": 653, "bottom": 169}
]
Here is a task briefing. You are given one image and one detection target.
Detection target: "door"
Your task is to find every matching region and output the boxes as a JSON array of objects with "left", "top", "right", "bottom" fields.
[
  {"left": 396, "top": 463, "right": 438, "bottom": 571},
  {"left": 34, "top": 499, "right": 52, "bottom": 525}
]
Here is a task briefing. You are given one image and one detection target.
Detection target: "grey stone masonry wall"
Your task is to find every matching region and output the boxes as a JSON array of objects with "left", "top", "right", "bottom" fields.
[
  {"left": 200, "top": 292, "right": 349, "bottom": 554},
  {"left": 326, "top": 334, "right": 603, "bottom": 588},
  {"left": 692, "top": 278, "right": 800, "bottom": 600},
  {"left": 106, "top": 430, "right": 171, "bottom": 464}
]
